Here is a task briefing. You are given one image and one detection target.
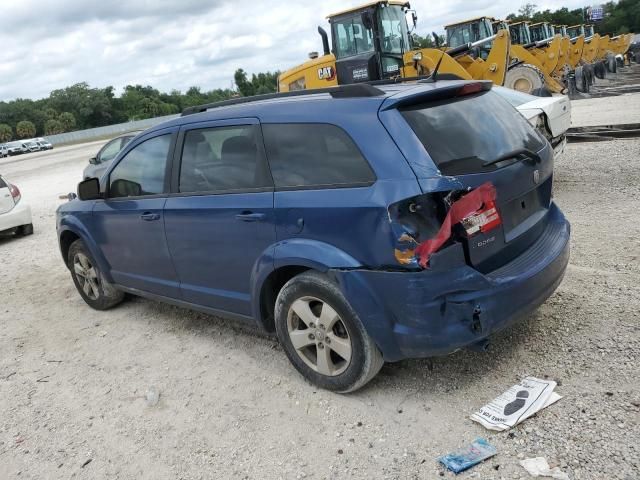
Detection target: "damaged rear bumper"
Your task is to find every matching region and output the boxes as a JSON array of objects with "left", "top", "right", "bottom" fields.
[{"left": 331, "top": 203, "right": 570, "bottom": 362}]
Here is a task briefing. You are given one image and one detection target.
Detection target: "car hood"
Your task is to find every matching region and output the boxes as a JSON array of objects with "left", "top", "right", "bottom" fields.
[{"left": 517, "top": 96, "right": 571, "bottom": 138}]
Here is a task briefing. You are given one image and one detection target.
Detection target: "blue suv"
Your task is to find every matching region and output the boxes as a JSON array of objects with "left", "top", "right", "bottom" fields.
[{"left": 57, "top": 80, "right": 570, "bottom": 392}]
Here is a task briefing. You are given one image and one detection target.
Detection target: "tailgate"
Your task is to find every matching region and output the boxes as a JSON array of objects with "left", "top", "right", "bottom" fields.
[{"left": 391, "top": 86, "right": 555, "bottom": 272}]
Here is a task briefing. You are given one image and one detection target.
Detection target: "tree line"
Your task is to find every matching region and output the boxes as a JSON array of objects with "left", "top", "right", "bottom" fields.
[{"left": 0, "top": 69, "right": 279, "bottom": 142}]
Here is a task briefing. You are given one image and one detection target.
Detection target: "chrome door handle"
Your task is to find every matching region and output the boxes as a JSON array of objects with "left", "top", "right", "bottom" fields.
[
  {"left": 235, "top": 212, "right": 266, "bottom": 222},
  {"left": 140, "top": 212, "right": 160, "bottom": 221}
]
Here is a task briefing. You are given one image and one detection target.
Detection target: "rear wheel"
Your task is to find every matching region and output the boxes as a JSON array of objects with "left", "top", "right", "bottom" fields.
[
  {"left": 607, "top": 54, "right": 617, "bottom": 73},
  {"left": 504, "top": 64, "right": 546, "bottom": 94},
  {"left": 594, "top": 62, "right": 607, "bottom": 79},
  {"left": 68, "top": 239, "right": 124, "bottom": 310},
  {"left": 274, "top": 271, "right": 383, "bottom": 393}
]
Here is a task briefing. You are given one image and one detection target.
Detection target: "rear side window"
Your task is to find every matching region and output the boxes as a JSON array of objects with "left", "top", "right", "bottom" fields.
[
  {"left": 401, "top": 90, "right": 546, "bottom": 175},
  {"left": 179, "top": 125, "right": 271, "bottom": 193},
  {"left": 262, "top": 123, "right": 375, "bottom": 189}
]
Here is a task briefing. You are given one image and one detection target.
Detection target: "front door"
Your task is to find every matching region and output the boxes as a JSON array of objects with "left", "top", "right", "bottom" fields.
[
  {"left": 92, "top": 129, "right": 179, "bottom": 297},
  {"left": 163, "top": 119, "right": 275, "bottom": 316}
]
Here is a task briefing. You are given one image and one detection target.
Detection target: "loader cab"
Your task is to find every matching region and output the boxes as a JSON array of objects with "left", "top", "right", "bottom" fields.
[
  {"left": 554, "top": 25, "right": 568, "bottom": 37},
  {"left": 328, "top": 1, "right": 412, "bottom": 83},
  {"left": 530, "top": 22, "right": 553, "bottom": 42},
  {"left": 509, "top": 21, "right": 532, "bottom": 45},
  {"left": 584, "top": 25, "right": 595, "bottom": 37},
  {"left": 445, "top": 17, "right": 495, "bottom": 59},
  {"left": 492, "top": 20, "right": 510, "bottom": 35},
  {"left": 567, "top": 25, "right": 584, "bottom": 39}
]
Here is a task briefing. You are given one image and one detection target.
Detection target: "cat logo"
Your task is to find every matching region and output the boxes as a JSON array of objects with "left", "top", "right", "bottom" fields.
[{"left": 317, "top": 66, "right": 336, "bottom": 81}]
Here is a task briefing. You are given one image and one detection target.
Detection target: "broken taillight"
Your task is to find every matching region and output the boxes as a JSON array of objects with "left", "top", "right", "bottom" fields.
[
  {"left": 460, "top": 199, "right": 501, "bottom": 236},
  {"left": 414, "top": 182, "right": 500, "bottom": 268}
]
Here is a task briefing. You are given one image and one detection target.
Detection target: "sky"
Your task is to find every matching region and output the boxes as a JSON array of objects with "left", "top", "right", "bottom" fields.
[{"left": 0, "top": 0, "right": 589, "bottom": 101}]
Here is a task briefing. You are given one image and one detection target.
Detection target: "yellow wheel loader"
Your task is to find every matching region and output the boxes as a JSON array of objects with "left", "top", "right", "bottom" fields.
[
  {"left": 442, "top": 17, "right": 511, "bottom": 86},
  {"left": 500, "top": 21, "right": 566, "bottom": 95},
  {"left": 278, "top": 1, "right": 474, "bottom": 93}
]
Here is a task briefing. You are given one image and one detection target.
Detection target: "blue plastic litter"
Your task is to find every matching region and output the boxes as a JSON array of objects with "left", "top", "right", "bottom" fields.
[{"left": 439, "top": 437, "right": 497, "bottom": 474}]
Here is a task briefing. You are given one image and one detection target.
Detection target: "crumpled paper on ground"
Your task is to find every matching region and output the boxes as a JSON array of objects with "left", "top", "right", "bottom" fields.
[{"left": 519, "top": 457, "right": 570, "bottom": 479}]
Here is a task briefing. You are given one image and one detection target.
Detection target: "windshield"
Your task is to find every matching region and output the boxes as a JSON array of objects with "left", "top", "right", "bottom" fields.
[
  {"left": 401, "top": 91, "right": 545, "bottom": 175},
  {"left": 378, "top": 4, "right": 409, "bottom": 54},
  {"left": 333, "top": 14, "right": 375, "bottom": 59}
]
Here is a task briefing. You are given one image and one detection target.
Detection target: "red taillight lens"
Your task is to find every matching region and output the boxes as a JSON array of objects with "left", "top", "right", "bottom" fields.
[
  {"left": 460, "top": 199, "right": 502, "bottom": 236},
  {"left": 8, "top": 183, "right": 21, "bottom": 204}
]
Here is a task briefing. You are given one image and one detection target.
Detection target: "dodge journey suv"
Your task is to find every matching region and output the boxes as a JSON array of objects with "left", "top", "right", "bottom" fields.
[{"left": 57, "top": 80, "right": 570, "bottom": 392}]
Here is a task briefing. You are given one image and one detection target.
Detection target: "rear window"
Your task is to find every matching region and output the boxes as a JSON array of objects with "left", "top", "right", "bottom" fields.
[
  {"left": 262, "top": 123, "right": 375, "bottom": 189},
  {"left": 401, "top": 90, "right": 546, "bottom": 175}
]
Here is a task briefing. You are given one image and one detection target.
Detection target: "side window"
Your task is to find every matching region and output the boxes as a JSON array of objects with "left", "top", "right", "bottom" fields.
[
  {"left": 262, "top": 123, "right": 375, "bottom": 189},
  {"left": 98, "top": 138, "right": 123, "bottom": 164},
  {"left": 109, "top": 134, "right": 171, "bottom": 198},
  {"left": 179, "top": 125, "right": 270, "bottom": 193}
]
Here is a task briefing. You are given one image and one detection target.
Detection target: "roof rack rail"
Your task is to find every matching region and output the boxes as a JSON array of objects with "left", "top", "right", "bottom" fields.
[
  {"left": 180, "top": 74, "right": 468, "bottom": 116},
  {"left": 181, "top": 83, "right": 385, "bottom": 116}
]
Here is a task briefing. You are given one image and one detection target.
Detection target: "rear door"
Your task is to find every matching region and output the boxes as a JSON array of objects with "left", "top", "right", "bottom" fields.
[
  {"left": 0, "top": 176, "right": 15, "bottom": 214},
  {"left": 91, "top": 128, "right": 180, "bottom": 297},
  {"left": 163, "top": 118, "right": 275, "bottom": 316}
]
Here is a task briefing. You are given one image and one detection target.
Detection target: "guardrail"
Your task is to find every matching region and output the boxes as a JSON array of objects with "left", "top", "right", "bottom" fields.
[{"left": 45, "top": 114, "right": 179, "bottom": 146}]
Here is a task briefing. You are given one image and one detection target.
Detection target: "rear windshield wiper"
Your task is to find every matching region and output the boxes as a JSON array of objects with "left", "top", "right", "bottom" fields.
[{"left": 482, "top": 148, "right": 542, "bottom": 168}]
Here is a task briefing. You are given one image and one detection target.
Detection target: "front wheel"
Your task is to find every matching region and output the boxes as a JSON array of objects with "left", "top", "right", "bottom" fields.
[
  {"left": 68, "top": 239, "right": 124, "bottom": 310},
  {"left": 275, "top": 271, "right": 383, "bottom": 393}
]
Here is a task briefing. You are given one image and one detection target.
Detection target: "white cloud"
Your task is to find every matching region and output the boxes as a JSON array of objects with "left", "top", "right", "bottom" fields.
[{"left": 0, "top": 0, "right": 588, "bottom": 101}]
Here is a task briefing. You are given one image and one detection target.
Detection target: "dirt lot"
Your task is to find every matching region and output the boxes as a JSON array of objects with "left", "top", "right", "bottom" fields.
[{"left": 1, "top": 96, "right": 639, "bottom": 480}]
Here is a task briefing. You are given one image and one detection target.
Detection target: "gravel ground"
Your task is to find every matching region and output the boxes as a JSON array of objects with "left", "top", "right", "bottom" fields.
[{"left": 0, "top": 100, "right": 639, "bottom": 479}]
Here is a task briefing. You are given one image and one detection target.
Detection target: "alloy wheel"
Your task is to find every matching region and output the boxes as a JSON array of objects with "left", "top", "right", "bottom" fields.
[
  {"left": 73, "top": 253, "right": 100, "bottom": 300},
  {"left": 286, "top": 296, "right": 352, "bottom": 376}
]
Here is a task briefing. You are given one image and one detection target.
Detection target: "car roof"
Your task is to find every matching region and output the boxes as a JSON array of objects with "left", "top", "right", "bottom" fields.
[{"left": 145, "top": 79, "right": 488, "bottom": 133}]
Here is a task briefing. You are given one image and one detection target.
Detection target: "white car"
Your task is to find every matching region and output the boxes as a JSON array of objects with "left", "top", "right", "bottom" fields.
[
  {"left": 0, "top": 174, "right": 33, "bottom": 236},
  {"left": 493, "top": 86, "right": 571, "bottom": 157}
]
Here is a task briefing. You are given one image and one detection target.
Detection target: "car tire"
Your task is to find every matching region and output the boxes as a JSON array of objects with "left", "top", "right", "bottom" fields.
[
  {"left": 68, "top": 239, "right": 124, "bottom": 310},
  {"left": 17, "top": 223, "right": 34, "bottom": 236},
  {"left": 275, "top": 271, "right": 384, "bottom": 393}
]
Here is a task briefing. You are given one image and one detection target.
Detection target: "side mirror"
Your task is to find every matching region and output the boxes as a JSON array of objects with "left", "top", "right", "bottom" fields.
[
  {"left": 77, "top": 178, "right": 102, "bottom": 201},
  {"left": 89, "top": 156, "right": 98, "bottom": 165}
]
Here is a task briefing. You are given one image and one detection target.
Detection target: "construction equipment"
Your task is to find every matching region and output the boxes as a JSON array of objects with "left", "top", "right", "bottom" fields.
[
  {"left": 501, "top": 21, "right": 566, "bottom": 94},
  {"left": 278, "top": 1, "right": 473, "bottom": 93},
  {"left": 442, "top": 17, "right": 511, "bottom": 85}
]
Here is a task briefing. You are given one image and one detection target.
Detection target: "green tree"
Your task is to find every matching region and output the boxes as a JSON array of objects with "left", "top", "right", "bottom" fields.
[
  {"left": 58, "top": 112, "right": 76, "bottom": 132},
  {"left": 234, "top": 69, "right": 279, "bottom": 97},
  {"left": 519, "top": 3, "right": 538, "bottom": 18},
  {"left": 0, "top": 124, "right": 12, "bottom": 142},
  {"left": 16, "top": 120, "right": 36, "bottom": 139},
  {"left": 44, "top": 119, "right": 64, "bottom": 135}
]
